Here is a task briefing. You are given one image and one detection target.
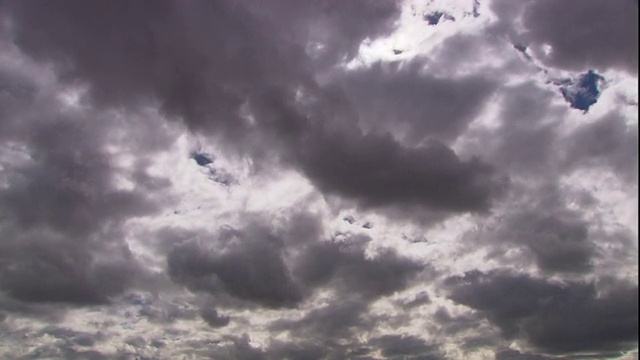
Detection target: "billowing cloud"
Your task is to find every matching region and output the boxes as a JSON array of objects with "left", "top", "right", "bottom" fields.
[
  {"left": 520, "top": 0, "right": 638, "bottom": 74},
  {"left": 446, "top": 270, "right": 638, "bottom": 354},
  {"left": 0, "top": 0, "right": 636, "bottom": 359},
  {"left": 165, "top": 225, "right": 303, "bottom": 309}
]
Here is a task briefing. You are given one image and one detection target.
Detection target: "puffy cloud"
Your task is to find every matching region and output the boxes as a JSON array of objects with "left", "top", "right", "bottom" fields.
[
  {"left": 166, "top": 226, "right": 303, "bottom": 309},
  {"left": 293, "top": 235, "right": 424, "bottom": 299},
  {"left": 297, "top": 126, "right": 507, "bottom": 213}
]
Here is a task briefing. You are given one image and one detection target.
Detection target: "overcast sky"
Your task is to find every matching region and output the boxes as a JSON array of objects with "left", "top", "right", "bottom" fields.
[{"left": 0, "top": 0, "right": 637, "bottom": 359}]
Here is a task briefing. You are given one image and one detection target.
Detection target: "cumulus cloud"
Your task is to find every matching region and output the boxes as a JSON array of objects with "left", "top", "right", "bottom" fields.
[
  {"left": 0, "top": 0, "right": 636, "bottom": 359},
  {"left": 446, "top": 270, "right": 638, "bottom": 354}
]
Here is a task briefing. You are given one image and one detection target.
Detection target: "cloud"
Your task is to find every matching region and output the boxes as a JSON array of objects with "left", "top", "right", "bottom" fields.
[
  {"left": 0, "top": 0, "right": 636, "bottom": 358},
  {"left": 336, "top": 61, "right": 496, "bottom": 144},
  {"left": 520, "top": 0, "right": 639, "bottom": 74},
  {"left": 5, "top": 0, "right": 400, "bottom": 140},
  {"left": 0, "top": 111, "right": 162, "bottom": 306},
  {"left": 369, "top": 334, "right": 443, "bottom": 360},
  {"left": 293, "top": 235, "right": 425, "bottom": 299},
  {"left": 477, "top": 203, "right": 596, "bottom": 274},
  {"left": 6, "top": 0, "right": 509, "bottom": 216},
  {"left": 297, "top": 126, "right": 508, "bottom": 213},
  {"left": 199, "top": 307, "right": 231, "bottom": 328},
  {"left": 272, "top": 301, "right": 370, "bottom": 341},
  {"left": 561, "top": 113, "right": 638, "bottom": 182},
  {"left": 446, "top": 270, "right": 638, "bottom": 354},
  {"left": 166, "top": 225, "right": 303, "bottom": 309}
]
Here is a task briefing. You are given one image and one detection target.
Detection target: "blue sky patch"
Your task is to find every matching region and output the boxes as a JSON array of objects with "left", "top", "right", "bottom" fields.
[{"left": 558, "top": 70, "right": 605, "bottom": 112}]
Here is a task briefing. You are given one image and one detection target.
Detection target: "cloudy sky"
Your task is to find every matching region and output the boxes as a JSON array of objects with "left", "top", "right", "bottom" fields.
[{"left": 0, "top": 0, "right": 637, "bottom": 359}]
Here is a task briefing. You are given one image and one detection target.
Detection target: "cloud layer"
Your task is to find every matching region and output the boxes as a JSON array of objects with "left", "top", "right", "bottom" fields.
[{"left": 0, "top": 0, "right": 637, "bottom": 359}]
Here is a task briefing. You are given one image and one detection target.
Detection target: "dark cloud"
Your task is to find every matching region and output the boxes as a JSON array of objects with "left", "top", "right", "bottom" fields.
[
  {"left": 484, "top": 207, "right": 596, "bottom": 274},
  {"left": 199, "top": 307, "right": 231, "bottom": 328},
  {"left": 5, "top": 0, "right": 400, "bottom": 138},
  {"left": 524, "top": 0, "right": 638, "bottom": 74},
  {"left": 270, "top": 301, "right": 371, "bottom": 345},
  {"left": 166, "top": 225, "right": 303, "bottom": 308},
  {"left": 446, "top": 270, "right": 638, "bottom": 354},
  {"left": 166, "top": 215, "right": 423, "bottom": 309},
  {"left": 293, "top": 235, "right": 424, "bottom": 299},
  {"left": 263, "top": 341, "right": 328, "bottom": 360},
  {"left": 0, "top": 0, "right": 636, "bottom": 358},
  {"left": 493, "top": 0, "right": 639, "bottom": 74},
  {"left": 0, "top": 31, "right": 171, "bottom": 307},
  {"left": 494, "top": 349, "right": 554, "bottom": 360},
  {"left": 161, "top": 215, "right": 318, "bottom": 308},
  {"left": 369, "top": 334, "right": 443, "bottom": 360},
  {"left": 298, "top": 126, "right": 507, "bottom": 213},
  {"left": 0, "top": 118, "right": 156, "bottom": 236},
  {"left": 6, "top": 0, "right": 507, "bottom": 216},
  {"left": 433, "top": 307, "right": 482, "bottom": 335},
  {"left": 494, "top": 348, "right": 628, "bottom": 360},
  {"left": 6, "top": 0, "right": 279, "bottom": 139},
  {"left": 0, "top": 114, "right": 162, "bottom": 305}
]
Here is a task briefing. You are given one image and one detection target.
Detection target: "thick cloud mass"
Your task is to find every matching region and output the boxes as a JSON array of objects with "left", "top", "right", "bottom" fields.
[
  {"left": 338, "top": 61, "right": 496, "bottom": 143},
  {"left": 0, "top": 0, "right": 637, "bottom": 359},
  {"left": 0, "top": 112, "right": 160, "bottom": 305},
  {"left": 447, "top": 271, "right": 638, "bottom": 354},
  {"left": 293, "top": 235, "right": 424, "bottom": 298},
  {"left": 522, "top": 0, "right": 639, "bottom": 74},
  {"left": 298, "top": 126, "right": 507, "bottom": 213},
  {"left": 167, "top": 229, "right": 304, "bottom": 309}
]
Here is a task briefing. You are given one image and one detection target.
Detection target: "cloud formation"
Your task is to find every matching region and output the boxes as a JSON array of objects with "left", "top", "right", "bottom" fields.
[{"left": 0, "top": 0, "right": 636, "bottom": 359}]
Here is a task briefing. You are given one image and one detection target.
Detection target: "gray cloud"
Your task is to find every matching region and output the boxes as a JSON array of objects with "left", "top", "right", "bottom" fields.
[
  {"left": 5, "top": 0, "right": 400, "bottom": 139},
  {"left": 446, "top": 270, "right": 638, "bottom": 355},
  {"left": 199, "top": 307, "right": 231, "bottom": 328},
  {"left": 490, "top": 0, "right": 638, "bottom": 74},
  {"left": 0, "top": 0, "right": 636, "bottom": 358},
  {"left": 297, "top": 125, "right": 508, "bottom": 213},
  {"left": 521, "top": 0, "right": 639, "bottom": 74},
  {"left": 561, "top": 113, "right": 638, "bottom": 182},
  {"left": 0, "top": 113, "right": 162, "bottom": 305},
  {"left": 369, "top": 335, "right": 443, "bottom": 360},
  {"left": 270, "top": 300, "right": 371, "bottom": 346},
  {"left": 5, "top": 0, "right": 508, "bottom": 216},
  {"left": 336, "top": 61, "right": 496, "bottom": 144},
  {"left": 494, "top": 349, "right": 555, "bottom": 360},
  {"left": 481, "top": 205, "right": 596, "bottom": 274},
  {"left": 293, "top": 235, "right": 425, "bottom": 299},
  {"left": 262, "top": 341, "right": 328, "bottom": 360},
  {"left": 491, "top": 81, "right": 565, "bottom": 174},
  {"left": 166, "top": 217, "right": 424, "bottom": 310},
  {"left": 166, "top": 227, "right": 303, "bottom": 309}
]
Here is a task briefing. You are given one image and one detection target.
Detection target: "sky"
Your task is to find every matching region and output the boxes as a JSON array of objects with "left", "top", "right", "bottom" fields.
[{"left": 0, "top": 0, "right": 637, "bottom": 359}]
